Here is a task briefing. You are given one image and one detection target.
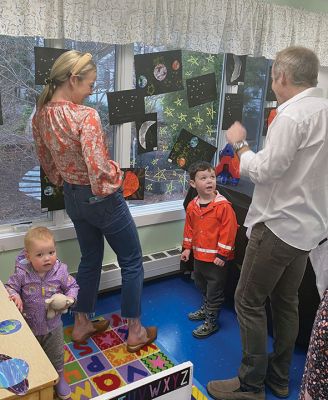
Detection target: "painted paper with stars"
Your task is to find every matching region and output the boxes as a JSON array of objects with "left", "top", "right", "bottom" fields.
[
  {"left": 186, "top": 73, "right": 217, "bottom": 107},
  {"left": 34, "top": 47, "right": 68, "bottom": 85},
  {"left": 107, "top": 89, "right": 145, "bottom": 125}
]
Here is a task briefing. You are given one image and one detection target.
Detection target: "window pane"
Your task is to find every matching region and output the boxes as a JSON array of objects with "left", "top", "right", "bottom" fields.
[
  {"left": 0, "top": 35, "right": 46, "bottom": 225},
  {"left": 131, "top": 44, "right": 223, "bottom": 206},
  {"left": 64, "top": 40, "right": 116, "bottom": 156}
]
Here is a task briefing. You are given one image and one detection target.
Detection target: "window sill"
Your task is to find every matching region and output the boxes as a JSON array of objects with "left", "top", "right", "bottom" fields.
[{"left": 0, "top": 200, "right": 185, "bottom": 252}]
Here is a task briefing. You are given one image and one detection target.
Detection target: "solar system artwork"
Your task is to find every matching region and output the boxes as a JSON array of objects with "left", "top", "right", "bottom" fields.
[
  {"left": 221, "top": 93, "right": 244, "bottom": 130},
  {"left": 186, "top": 73, "right": 217, "bottom": 107},
  {"left": 134, "top": 50, "right": 183, "bottom": 96},
  {"left": 135, "top": 113, "right": 157, "bottom": 154},
  {"left": 107, "top": 89, "right": 145, "bottom": 125},
  {"left": 226, "top": 54, "right": 247, "bottom": 85},
  {"left": 121, "top": 168, "right": 145, "bottom": 200},
  {"left": 34, "top": 46, "right": 68, "bottom": 85},
  {"left": 168, "top": 129, "right": 217, "bottom": 171}
]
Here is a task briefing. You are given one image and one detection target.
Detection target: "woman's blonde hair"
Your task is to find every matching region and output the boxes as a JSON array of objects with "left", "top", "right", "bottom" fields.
[
  {"left": 24, "top": 227, "right": 55, "bottom": 251},
  {"left": 273, "top": 46, "right": 319, "bottom": 87},
  {"left": 37, "top": 50, "right": 96, "bottom": 109}
]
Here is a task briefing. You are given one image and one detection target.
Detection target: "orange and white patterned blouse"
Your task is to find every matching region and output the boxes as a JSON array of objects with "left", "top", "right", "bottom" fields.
[{"left": 32, "top": 100, "right": 122, "bottom": 197}]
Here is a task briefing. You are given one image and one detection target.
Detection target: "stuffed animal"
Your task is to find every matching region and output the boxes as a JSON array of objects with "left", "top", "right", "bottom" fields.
[{"left": 45, "top": 293, "right": 74, "bottom": 319}]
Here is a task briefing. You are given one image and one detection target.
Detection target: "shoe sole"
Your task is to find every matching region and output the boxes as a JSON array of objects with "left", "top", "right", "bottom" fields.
[
  {"left": 192, "top": 326, "right": 219, "bottom": 338},
  {"left": 126, "top": 326, "right": 157, "bottom": 353}
]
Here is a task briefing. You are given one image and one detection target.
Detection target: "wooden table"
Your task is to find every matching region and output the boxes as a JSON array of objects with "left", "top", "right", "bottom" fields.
[{"left": 0, "top": 281, "right": 58, "bottom": 400}]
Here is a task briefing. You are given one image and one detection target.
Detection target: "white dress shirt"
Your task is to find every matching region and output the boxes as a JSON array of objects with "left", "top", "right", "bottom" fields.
[{"left": 240, "top": 87, "right": 328, "bottom": 251}]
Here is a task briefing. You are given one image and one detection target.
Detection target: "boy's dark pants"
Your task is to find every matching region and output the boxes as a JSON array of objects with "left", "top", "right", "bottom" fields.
[
  {"left": 193, "top": 259, "right": 228, "bottom": 316},
  {"left": 235, "top": 222, "right": 309, "bottom": 392}
]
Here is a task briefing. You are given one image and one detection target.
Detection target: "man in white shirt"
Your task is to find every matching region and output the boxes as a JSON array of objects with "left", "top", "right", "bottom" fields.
[{"left": 207, "top": 46, "right": 328, "bottom": 400}]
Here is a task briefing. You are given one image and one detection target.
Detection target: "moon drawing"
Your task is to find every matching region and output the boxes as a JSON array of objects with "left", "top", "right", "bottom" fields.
[{"left": 138, "top": 120, "right": 156, "bottom": 149}]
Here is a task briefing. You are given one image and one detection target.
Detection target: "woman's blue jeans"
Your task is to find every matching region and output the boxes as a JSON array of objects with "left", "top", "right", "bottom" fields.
[{"left": 63, "top": 182, "right": 144, "bottom": 318}]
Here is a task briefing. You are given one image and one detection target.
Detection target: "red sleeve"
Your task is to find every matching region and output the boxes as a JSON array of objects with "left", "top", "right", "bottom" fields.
[
  {"left": 216, "top": 203, "right": 238, "bottom": 258},
  {"left": 182, "top": 204, "right": 193, "bottom": 250}
]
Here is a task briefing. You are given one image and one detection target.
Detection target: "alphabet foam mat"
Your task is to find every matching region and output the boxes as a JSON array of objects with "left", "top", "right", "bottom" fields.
[{"left": 63, "top": 311, "right": 208, "bottom": 399}]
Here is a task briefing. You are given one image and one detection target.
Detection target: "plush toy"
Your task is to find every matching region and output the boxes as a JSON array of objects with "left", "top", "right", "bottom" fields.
[{"left": 45, "top": 293, "right": 74, "bottom": 319}]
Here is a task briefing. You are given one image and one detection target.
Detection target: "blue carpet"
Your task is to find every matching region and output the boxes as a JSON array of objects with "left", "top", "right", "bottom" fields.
[{"left": 63, "top": 274, "right": 306, "bottom": 399}]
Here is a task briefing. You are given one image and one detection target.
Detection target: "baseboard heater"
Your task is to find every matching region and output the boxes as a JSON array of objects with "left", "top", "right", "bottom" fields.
[{"left": 98, "top": 248, "right": 181, "bottom": 291}]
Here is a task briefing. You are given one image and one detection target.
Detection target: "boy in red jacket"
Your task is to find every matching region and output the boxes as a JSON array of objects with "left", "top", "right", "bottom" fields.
[{"left": 181, "top": 161, "right": 238, "bottom": 338}]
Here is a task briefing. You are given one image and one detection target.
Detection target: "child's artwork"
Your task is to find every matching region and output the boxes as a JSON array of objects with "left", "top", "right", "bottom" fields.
[
  {"left": 186, "top": 73, "right": 217, "bottom": 107},
  {"left": 40, "top": 167, "right": 65, "bottom": 212},
  {"left": 0, "top": 319, "right": 22, "bottom": 335},
  {"left": 34, "top": 46, "right": 68, "bottom": 85},
  {"left": 226, "top": 54, "right": 247, "bottom": 85},
  {"left": 0, "top": 93, "right": 3, "bottom": 125},
  {"left": 121, "top": 168, "right": 145, "bottom": 200},
  {"left": 134, "top": 50, "right": 183, "bottom": 96},
  {"left": 0, "top": 354, "right": 29, "bottom": 395},
  {"left": 266, "top": 66, "right": 277, "bottom": 102},
  {"left": 221, "top": 93, "right": 244, "bottom": 130},
  {"left": 135, "top": 113, "right": 157, "bottom": 154},
  {"left": 168, "top": 129, "right": 217, "bottom": 171},
  {"left": 107, "top": 89, "right": 145, "bottom": 125},
  {"left": 263, "top": 107, "right": 277, "bottom": 136}
]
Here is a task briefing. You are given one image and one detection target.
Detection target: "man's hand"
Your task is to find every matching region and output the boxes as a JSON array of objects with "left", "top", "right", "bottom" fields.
[
  {"left": 181, "top": 249, "right": 191, "bottom": 262},
  {"left": 9, "top": 294, "right": 23, "bottom": 313},
  {"left": 226, "top": 121, "right": 247, "bottom": 144}
]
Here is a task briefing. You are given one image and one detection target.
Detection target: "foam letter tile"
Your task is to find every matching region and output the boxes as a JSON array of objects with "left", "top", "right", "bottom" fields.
[
  {"left": 91, "top": 369, "right": 125, "bottom": 394},
  {"left": 70, "top": 379, "right": 98, "bottom": 400},
  {"left": 64, "top": 345, "right": 75, "bottom": 363},
  {"left": 113, "top": 324, "right": 128, "bottom": 342},
  {"left": 116, "top": 360, "right": 150, "bottom": 383},
  {"left": 91, "top": 329, "right": 123, "bottom": 350},
  {"left": 103, "top": 344, "right": 137, "bottom": 367},
  {"left": 79, "top": 353, "right": 112, "bottom": 378},
  {"left": 67, "top": 339, "right": 100, "bottom": 359},
  {"left": 133, "top": 342, "right": 160, "bottom": 358},
  {"left": 64, "top": 361, "right": 87, "bottom": 385},
  {"left": 141, "top": 351, "right": 174, "bottom": 374}
]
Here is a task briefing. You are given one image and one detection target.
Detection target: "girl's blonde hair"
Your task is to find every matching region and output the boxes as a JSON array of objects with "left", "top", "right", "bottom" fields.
[
  {"left": 24, "top": 227, "right": 55, "bottom": 251},
  {"left": 37, "top": 50, "right": 96, "bottom": 109}
]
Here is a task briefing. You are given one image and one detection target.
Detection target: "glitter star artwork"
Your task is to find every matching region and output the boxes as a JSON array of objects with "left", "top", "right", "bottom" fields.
[
  {"left": 168, "top": 129, "right": 217, "bottom": 171},
  {"left": 134, "top": 50, "right": 183, "bottom": 96},
  {"left": 107, "top": 89, "right": 145, "bottom": 125},
  {"left": 186, "top": 73, "right": 217, "bottom": 107},
  {"left": 34, "top": 46, "right": 68, "bottom": 85}
]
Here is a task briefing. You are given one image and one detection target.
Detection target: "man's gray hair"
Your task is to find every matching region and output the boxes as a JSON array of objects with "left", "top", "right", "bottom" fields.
[{"left": 273, "top": 46, "right": 319, "bottom": 87}]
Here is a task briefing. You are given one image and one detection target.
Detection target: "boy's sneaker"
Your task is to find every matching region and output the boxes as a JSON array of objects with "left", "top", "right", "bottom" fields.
[
  {"left": 188, "top": 307, "right": 206, "bottom": 321},
  {"left": 192, "top": 320, "right": 219, "bottom": 338}
]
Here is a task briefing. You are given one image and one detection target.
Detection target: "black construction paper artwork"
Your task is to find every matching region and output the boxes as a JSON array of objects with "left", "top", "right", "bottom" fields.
[
  {"left": 134, "top": 50, "right": 183, "bottom": 96},
  {"left": 135, "top": 113, "right": 157, "bottom": 154},
  {"left": 121, "top": 168, "right": 145, "bottom": 200},
  {"left": 266, "top": 67, "right": 277, "bottom": 102},
  {"left": 34, "top": 47, "right": 68, "bottom": 85},
  {"left": 186, "top": 73, "right": 217, "bottom": 107},
  {"left": 107, "top": 89, "right": 145, "bottom": 125},
  {"left": 0, "top": 94, "right": 3, "bottom": 125},
  {"left": 226, "top": 54, "right": 247, "bottom": 85},
  {"left": 168, "top": 129, "right": 217, "bottom": 171},
  {"left": 40, "top": 167, "right": 65, "bottom": 212},
  {"left": 222, "top": 93, "right": 244, "bottom": 130}
]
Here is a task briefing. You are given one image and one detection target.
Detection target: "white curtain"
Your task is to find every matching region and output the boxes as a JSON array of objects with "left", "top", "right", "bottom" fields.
[{"left": 1, "top": 0, "right": 328, "bottom": 65}]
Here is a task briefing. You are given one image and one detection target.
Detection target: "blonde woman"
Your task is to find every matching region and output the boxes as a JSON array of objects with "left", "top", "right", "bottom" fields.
[{"left": 32, "top": 50, "right": 157, "bottom": 352}]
